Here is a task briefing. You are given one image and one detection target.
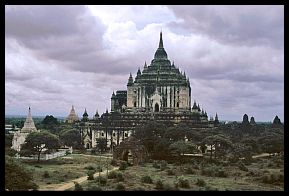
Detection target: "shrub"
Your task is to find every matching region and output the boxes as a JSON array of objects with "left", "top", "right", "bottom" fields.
[
  {"left": 185, "top": 167, "right": 195, "bottom": 174},
  {"left": 262, "top": 173, "right": 284, "bottom": 184},
  {"left": 238, "top": 162, "right": 249, "bottom": 172},
  {"left": 108, "top": 170, "right": 118, "bottom": 179},
  {"left": 119, "top": 161, "right": 128, "bottom": 171},
  {"left": 160, "top": 160, "right": 168, "bottom": 171},
  {"left": 196, "top": 178, "right": 206, "bottom": 187},
  {"left": 74, "top": 182, "right": 83, "bottom": 191},
  {"left": 84, "top": 165, "right": 95, "bottom": 170},
  {"left": 155, "top": 179, "right": 164, "bottom": 190},
  {"left": 87, "top": 170, "right": 94, "bottom": 180},
  {"left": 201, "top": 167, "right": 215, "bottom": 177},
  {"left": 167, "top": 169, "right": 175, "bottom": 176},
  {"left": 116, "top": 172, "right": 124, "bottom": 182},
  {"left": 95, "top": 176, "right": 107, "bottom": 185},
  {"left": 87, "top": 185, "right": 102, "bottom": 191},
  {"left": 43, "top": 171, "right": 50, "bottom": 178},
  {"left": 96, "top": 166, "right": 103, "bottom": 172},
  {"left": 176, "top": 177, "right": 190, "bottom": 188},
  {"left": 153, "top": 161, "right": 160, "bottom": 169},
  {"left": 163, "top": 183, "right": 174, "bottom": 191},
  {"left": 141, "top": 175, "right": 153, "bottom": 184},
  {"left": 216, "top": 169, "right": 228, "bottom": 178},
  {"left": 115, "top": 183, "right": 125, "bottom": 191},
  {"left": 110, "top": 159, "right": 118, "bottom": 166}
]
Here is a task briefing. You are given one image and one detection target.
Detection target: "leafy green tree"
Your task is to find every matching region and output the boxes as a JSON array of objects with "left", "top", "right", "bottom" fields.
[
  {"left": 202, "top": 134, "right": 233, "bottom": 160},
  {"left": 164, "top": 126, "right": 186, "bottom": 142},
  {"left": 60, "top": 129, "right": 82, "bottom": 149},
  {"left": 5, "top": 156, "right": 38, "bottom": 190},
  {"left": 5, "top": 134, "right": 17, "bottom": 157},
  {"left": 41, "top": 115, "right": 60, "bottom": 134},
  {"left": 258, "top": 132, "right": 284, "bottom": 154},
  {"left": 134, "top": 121, "right": 167, "bottom": 155},
  {"left": 169, "top": 140, "right": 196, "bottom": 157},
  {"left": 20, "top": 131, "right": 60, "bottom": 162},
  {"left": 96, "top": 138, "right": 107, "bottom": 153},
  {"left": 153, "top": 138, "right": 171, "bottom": 159}
]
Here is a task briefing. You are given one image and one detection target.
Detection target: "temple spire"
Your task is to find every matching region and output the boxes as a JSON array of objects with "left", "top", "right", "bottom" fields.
[
  {"left": 21, "top": 107, "right": 37, "bottom": 133},
  {"left": 159, "top": 31, "right": 163, "bottom": 48}
]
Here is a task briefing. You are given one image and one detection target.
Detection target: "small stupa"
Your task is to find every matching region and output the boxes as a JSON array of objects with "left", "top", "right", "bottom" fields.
[
  {"left": 66, "top": 105, "right": 79, "bottom": 123},
  {"left": 21, "top": 107, "right": 37, "bottom": 133}
]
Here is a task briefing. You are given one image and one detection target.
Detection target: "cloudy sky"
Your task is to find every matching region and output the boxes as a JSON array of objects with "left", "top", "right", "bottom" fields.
[{"left": 5, "top": 5, "right": 284, "bottom": 122}]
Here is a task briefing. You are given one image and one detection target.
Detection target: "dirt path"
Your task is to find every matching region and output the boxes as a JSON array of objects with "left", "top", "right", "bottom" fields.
[
  {"left": 39, "top": 166, "right": 118, "bottom": 191},
  {"left": 252, "top": 153, "right": 270, "bottom": 159}
]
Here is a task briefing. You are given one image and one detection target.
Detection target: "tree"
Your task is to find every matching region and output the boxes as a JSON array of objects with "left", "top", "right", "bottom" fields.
[
  {"left": 60, "top": 129, "right": 82, "bottom": 149},
  {"left": 96, "top": 138, "right": 107, "bottom": 153},
  {"left": 5, "top": 156, "right": 38, "bottom": 190},
  {"left": 20, "top": 131, "right": 60, "bottom": 162},
  {"left": 153, "top": 138, "right": 171, "bottom": 159},
  {"left": 41, "top": 115, "right": 60, "bottom": 134},
  {"left": 134, "top": 121, "right": 167, "bottom": 155},
  {"left": 202, "top": 134, "right": 233, "bottom": 160},
  {"left": 169, "top": 140, "right": 196, "bottom": 157},
  {"left": 258, "top": 132, "right": 284, "bottom": 154},
  {"left": 5, "top": 134, "right": 17, "bottom": 157}
]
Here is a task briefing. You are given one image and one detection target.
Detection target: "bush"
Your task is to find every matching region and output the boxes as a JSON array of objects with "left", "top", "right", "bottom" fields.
[
  {"left": 262, "top": 173, "right": 284, "bottom": 184},
  {"left": 110, "top": 159, "right": 118, "bottom": 166},
  {"left": 238, "top": 162, "right": 249, "bottom": 172},
  {"left": 87, "top": 170, "right": 94, "bottom": 180},
  {"left": 141, "top": 175, "right": 153, "bottom": 184},
  {"left": 196, "top": 178, "right": 206, "bottom": 187},
  {"left": 155, "top": 179, "right": 164, "bottom": 190},
  {"left": 176, "top": 177, "right": 190, "bottom": 188},
  {"left": 160, "top": 160, "right": 168, "bottom": 171},
  {"left": 84, "top": 165, "right": 95, "bottom": 170},
  {"left": 185, "top": 167, "right": 195, "bottom": 174},
  {"left": 74, "top": 182, "right": 83, "bottom": 191},
  {"left": 216, "top": 169, "right": 228, "bottom": 178},
  {"left": 95, "top": 176, "right": 107, "bottom": 185},
  {"left": 119, "top": 161, "right": 128, "bottom": 171},
  {"left": 115, "top": 183, "right": 125, "bottom": 191},
  {"left": 87, "top": 185, "right": 102, "bottom": 191},
  {"left": 43, "top": 171, "right": 50, "bottom": 178},
  {"left": 201, "top": 167, "right": 215, "bottom": 177},
  {"left": 108, "top": 170, "right": 118, "bottom": 179},
  {"left": 96, "top": 166, "right": 103, "bottom": 172},
  {"left": 163, "top": 183, "right": 174, "bottom": 191},
  {"left": 116, "top": 172, "right": 124, "bottom": 182},
  {"left": 153, "top": 161, "right": 160, "bottom": 169},
  {"left": 167, "top": 169, "right": 175, "bottom": 176}
]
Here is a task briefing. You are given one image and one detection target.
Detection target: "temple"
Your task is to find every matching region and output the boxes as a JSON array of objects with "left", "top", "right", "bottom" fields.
[
  {"left": 12, "top": 107, "right": 39, "bottom": 151},
  {"left": 66, "top": 105, "right": 79, "bottom": 123},
  {"left": 78, "top": 32, "right": 219, "bottom": 150}
]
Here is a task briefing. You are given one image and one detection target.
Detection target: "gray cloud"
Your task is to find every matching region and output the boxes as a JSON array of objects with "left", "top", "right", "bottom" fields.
[{"left": 168, "top": 5, "right": 284, "bottom": 49}]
